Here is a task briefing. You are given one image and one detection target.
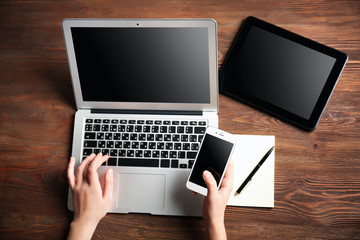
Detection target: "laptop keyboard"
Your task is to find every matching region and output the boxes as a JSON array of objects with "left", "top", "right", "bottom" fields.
[{"left": 82, "top": 118, "right": 207, "bottom": 169}]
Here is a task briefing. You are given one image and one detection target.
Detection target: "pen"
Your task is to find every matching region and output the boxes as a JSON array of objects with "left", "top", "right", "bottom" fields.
[{"left": 234, "top": 146, "right": 274, "bottom": 196}]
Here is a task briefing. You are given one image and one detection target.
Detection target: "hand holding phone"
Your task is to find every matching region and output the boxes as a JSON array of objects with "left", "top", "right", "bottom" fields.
[{"left": 186, "top": 127, "right": 236, "bottom": 196}]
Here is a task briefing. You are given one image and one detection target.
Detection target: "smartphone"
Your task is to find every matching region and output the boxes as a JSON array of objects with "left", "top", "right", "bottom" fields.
[{"left": 186, "top": 127, "right": 236, "bottom": 196}]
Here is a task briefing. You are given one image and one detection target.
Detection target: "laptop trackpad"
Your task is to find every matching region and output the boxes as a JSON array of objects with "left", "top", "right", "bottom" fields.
[{"left": 116, "top": 173, "right": 165, "bottom": 212}]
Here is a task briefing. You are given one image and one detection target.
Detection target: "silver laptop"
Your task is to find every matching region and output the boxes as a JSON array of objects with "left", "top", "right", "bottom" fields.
[{"left": 63, "top": 19, "right": 218, "bottom": 216}]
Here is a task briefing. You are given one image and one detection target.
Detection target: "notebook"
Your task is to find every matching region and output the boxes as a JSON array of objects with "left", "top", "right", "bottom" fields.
[
  {"left": 62, "top": 19, "right": 218, "bottom": 216},
  {"left": 228, "top": 135, "right": 275, "bottom": 208}
]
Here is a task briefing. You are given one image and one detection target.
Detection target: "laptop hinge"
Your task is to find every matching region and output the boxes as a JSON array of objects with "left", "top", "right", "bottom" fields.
[{"left": 91, "top": 109, "right": 203, "bottom": 116}]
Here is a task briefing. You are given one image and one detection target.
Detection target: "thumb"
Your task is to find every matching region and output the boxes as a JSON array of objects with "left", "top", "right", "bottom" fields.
[
  {"left": 103, "top": 169, "right": 113, "bottom": 203},
  {"left": 203, "top": 170, "right": 218, "bottom": 196}
]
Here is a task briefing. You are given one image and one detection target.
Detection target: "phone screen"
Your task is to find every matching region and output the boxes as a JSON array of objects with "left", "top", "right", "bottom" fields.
[{"left": 189, "top": 134, "right": 234, "bottom": 188}]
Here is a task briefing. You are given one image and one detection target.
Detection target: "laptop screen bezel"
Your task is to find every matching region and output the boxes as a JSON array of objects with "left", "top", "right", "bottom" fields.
[{"left": 62, "top": 19, "right": 218, "bottom": 112}]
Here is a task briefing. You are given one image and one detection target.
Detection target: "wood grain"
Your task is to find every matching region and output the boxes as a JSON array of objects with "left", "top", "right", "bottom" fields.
[{"left": 1, "top": 0, "right": 359, "bottom": 239}]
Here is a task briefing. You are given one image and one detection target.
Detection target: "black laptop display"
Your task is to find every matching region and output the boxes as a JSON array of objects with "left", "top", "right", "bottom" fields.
[{"left": 220, "top": 16, "right": 348, "bottom": 130}]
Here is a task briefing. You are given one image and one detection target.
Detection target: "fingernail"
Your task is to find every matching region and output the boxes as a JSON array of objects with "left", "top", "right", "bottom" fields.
[
  {"left": 203, "top": 170, "right": 211, "bottom": 179},
  {"left": 108, "top": 169, "right": 113, "bottom": 177}
]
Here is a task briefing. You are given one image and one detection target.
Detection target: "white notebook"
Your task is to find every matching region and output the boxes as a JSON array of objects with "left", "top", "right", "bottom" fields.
[{"left": 227, "top": 135, "right": 275, "bottom": 208}]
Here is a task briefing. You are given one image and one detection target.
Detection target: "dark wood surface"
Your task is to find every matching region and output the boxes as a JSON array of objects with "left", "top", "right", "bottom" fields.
[{"left": 1, "top": 0, "right": 359, "bottom": 239}]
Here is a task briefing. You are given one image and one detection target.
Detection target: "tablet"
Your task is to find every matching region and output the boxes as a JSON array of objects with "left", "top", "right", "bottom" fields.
[{"left": 219, "top": 16, "right": 348, "bottom": 130}]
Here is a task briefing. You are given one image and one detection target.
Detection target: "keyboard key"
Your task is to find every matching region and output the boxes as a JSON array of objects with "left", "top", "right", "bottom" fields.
[
  {"left": 123, "top": 141, "right": 131, "bottom": 148},
  {"left": 126, "top": 125, "right": 134, "bottom": 132},
  {"left": 170, "top": 151, "right": 177, "bottom": 158},
  {"left": 129, "top": 120, "right": 136, "bottom": 124},
  {"left": 144, "top": 150, "right": 151, "bottom": 157},
  {"left": 110, "top": 125, "right": 117, "bottom": 132},
  {"left": 106, "top": 141, "right": 114, "bottom": 148},
  {"left": 119, "top": 150, "right": 126, "bottom": 157},
  {"left": 161, "top": 159, "right": 170, "bottom": 168},
  {"left": 97, "top": 133, "right": 104, "bottom": 139},
  {"left": 118, "top": 125, "right": 126, "bottom": 132},
  {"left": 101, "top": 149, "right": 109, "bottom": 155},
  {"left": 181, "top": 135, "right": 188, "bottom": 142},
  {"left": 140, "top": 142, "right": 148, "bottom": 149},
  {"left": 113, "top": 133, "right": 121, "bottom": 140},
  {"left": 127, "top": 150, "right": 134, "bottom": 157},
  {"left": 161, "top": 151, "right": 168, "bottom": 158},
  {"left": 194, "top": 127, "right": 206, "bottom": 134},
  {"left": 86, "top": 119, "right": 93, "bottom": 123},
  {"left": 155, "top": 134, "right": 163, "bottom": 141},
  {"left": 84, "top": 141, "right": 97, "bottom": 147},
  {"left": 165, "top": 142, "right": 173, "bottom": 150},
  {"left": 85, "top": 124, "right": 92, "bottom": 131},
  {"left": 131, "top": 142, "right": 139, "bottom": 149},
  {"left": 107, "top": 158, "right": 117, "bottom": 166},
  {"left": 191, "top": 143, "right": 199, "bottom": 150},
  {"left": 187, "top": 152, "right": 197, "bottom": 159},
  {"left": 152, "top": 150, "right": 160, "bottom": 158},
  {"left": 180, "top": 164, "right": 187, "bottom": 168},
  {"left": 135, "top": 150, "right": 143, "bottom": 157},
  {"left": 171, "top": 160, "right": 179, "bottom": 168},
  {"left": 115, "top": 141, "right": 122, "bottom": 148},
  {"left": 93, "top": 124, "right": 101, "bottom": 131},
  {"left": 84, "top": 132, "right": 96, "bottom": 139},
  {"left": 83, "top": 148, "right": 92, "bottom": 156},
  {"left": 189, "top": 135, "right": 197, "bottom": 142},
  {"left": 168, "top": 126, "right": 176, "bottom": 133},
  {"left": 199, "top": 121, "right": 207, "bottom": 126},
  {"left": 103, "top": 119, "right": 110, "bottom": 123},
  {"left": 105, "top": 133, "right": 112, "bottom": 140},
  {"left": 101, "top": 125, "right": 109, "bottom": 131},
  {"left": 149, "top": 142, "right": 156, "bottom": 149},
  {"left": 177, "top": 126, "right": 184, "bottom": 133},
  {"left": 183, "top": 143, "right": 190, "bottom": 150},
  {"left": 178, "top": 151, "right": 185, "bottom": 158},
  {"left": 188, "top": 160, "right": 194, "bottom": 168},
  {"left": 130, "top": 133, "right": 138, "bottom": 141},
  {"left": 110, "top": 149, "right": 118, "bottom": 156},
  {"left": 98, "top": 141, "right": 106, "bottom": 148},
  {"left": 111, "top": 119, "right": 119, "bottom": 124},
  {"left": 185, "top": 127, "right": 193, "bottom": 134},
  {"left": 118, "top": 158, "right": 159, "bottom": 167},
  {"left": 152, "top": 126, "right": 159, "bottom": 133}
]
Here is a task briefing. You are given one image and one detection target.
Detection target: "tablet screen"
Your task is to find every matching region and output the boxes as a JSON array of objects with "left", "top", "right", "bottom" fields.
[
  {"left": 223, "top": 26, "right": 336, "bottom": 120},
  {"left": 220, "top": 17, "right": 348, "bottom": 130}
]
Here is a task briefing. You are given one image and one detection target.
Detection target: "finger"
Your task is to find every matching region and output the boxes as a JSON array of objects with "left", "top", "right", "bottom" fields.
[
  {"left": 219, "top": 161, "right": 234, "bottom": 196},
  {"left": 103, "top": 168, "right": 114, "bottom": 203},
  {"left": 75, "top": 153, "right": 96, "bottom": 184},
  {"left": 67, "top": 157, "right": 76, "bottom": 189},
  {"left": 203, "top": 170, "right": 218, "bottom": 197},
  {"left": 87, "top": 153, "right": 108, "bottom": 184},
  {"left": 89, "top": 152, "right": 109, "bottom": 171}
]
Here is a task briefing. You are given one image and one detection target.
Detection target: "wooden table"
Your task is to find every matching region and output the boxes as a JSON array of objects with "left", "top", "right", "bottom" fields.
[{"left": 1, "top": 0, "right": 359, "bottom": 239}]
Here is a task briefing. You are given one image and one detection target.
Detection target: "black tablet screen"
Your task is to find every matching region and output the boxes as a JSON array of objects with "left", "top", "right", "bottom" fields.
[{"left": 223, "top": 25, "right": 336, "bottom": 120}]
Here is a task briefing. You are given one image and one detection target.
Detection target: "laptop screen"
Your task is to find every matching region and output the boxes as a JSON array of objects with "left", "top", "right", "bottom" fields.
[{"left": 71, "top": 27, "right": 210, "bottom": 104}]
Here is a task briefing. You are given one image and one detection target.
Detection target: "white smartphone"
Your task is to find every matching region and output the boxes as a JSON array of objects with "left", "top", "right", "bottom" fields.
[{"left": 186, "top": 127, "right": 236, "bottom": 196}]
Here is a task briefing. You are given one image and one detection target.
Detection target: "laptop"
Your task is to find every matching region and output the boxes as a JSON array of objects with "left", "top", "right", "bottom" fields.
[{"left": 62, "top": 19, "right": 218, "bottom": 216}]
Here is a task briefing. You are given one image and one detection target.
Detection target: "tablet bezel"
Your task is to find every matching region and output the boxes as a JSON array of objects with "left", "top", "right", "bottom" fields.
[{"left": 219, "top": 16, "right": 348, "bottom": 130}]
